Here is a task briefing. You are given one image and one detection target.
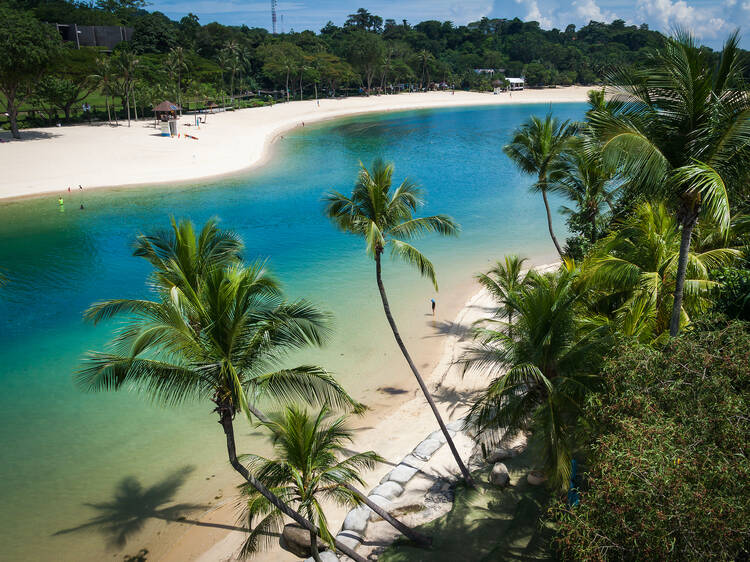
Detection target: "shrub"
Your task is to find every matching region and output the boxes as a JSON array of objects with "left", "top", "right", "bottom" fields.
[{"left": 552, "top": 320, "right": 750, "bottom": 561}]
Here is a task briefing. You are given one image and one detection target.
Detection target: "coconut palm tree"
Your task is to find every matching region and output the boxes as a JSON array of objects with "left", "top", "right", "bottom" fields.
[
  {"left": 165, "top": 47, "right": 187, "bottom": 115},
  {"left": 79, "top": 221, "right": 367, "bottom": 562},
  {"left": 464, "top": 263, "right": 609, "bottom": 488},
  {"left": 239, "top": 407, "right": 381, "bottom": 560},
  {"left": 504, "top": 114, "right": 576, "bottom": 258},
  {"left": 583, "top": 201, "right": 739, "bottom": 341},
  {"left": 549, "top": 137, "right": 618, "bottom": 244},
  {"left": 475, "top": 255, "right": 531, "bottom": 338},
  {"left": 324, "top": 159, "right": 474, "bottom": 486},
  {"left": 589, "top": 31, "right": 750, "bottom": 336}
]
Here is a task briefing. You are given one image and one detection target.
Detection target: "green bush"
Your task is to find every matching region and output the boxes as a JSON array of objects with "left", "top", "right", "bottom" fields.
[
  {"left": 713, "top": 267, "right": 750, "bottom": 320},
  {"left": 552, "top": 320, "right": 750, "bottom": 560}
]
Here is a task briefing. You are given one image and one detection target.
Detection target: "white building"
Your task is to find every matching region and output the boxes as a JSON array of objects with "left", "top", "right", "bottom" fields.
[{"left": 494, "top": 77, "right": 525, "bottom": 93}]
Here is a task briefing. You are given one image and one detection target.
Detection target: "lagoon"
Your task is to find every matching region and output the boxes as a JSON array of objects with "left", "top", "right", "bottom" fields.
[{"left": 0, "top": 102, "right": 584, "bottom": 561}]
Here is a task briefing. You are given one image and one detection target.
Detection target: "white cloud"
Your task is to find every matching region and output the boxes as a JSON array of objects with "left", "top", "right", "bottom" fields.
[
  {"left": 636, "top": 0, "right": 728, "bottom": 39},
  {"left": 515, "top": 0, "right": 554, "bottom": 27},
  {"left": 572, "top": 0, "right": 613, "bottom": 22}
]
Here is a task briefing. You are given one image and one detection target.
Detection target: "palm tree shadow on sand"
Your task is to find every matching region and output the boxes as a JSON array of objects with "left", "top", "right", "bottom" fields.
[{"left": 52, "top": 466, "right": 241, "bottom": 549}]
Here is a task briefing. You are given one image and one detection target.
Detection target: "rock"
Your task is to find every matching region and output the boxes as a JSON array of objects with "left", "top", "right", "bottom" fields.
[
  {"left": 486, "top": 443, "right": 526, "bottom": 463},
  {"left": 365, "top": 494, "right": 392, "bottom": 521},
  {"left": 369, "top": 481, "right": 403, "bottom": 500},
  {"left": 489, "top": 462, "right": 510, "bottom": 487},
  {"left": 412, "top": 438, "right": 442, "bottom": 461},
  {"left": 445, "top": 419, "right": 466, "bottom": 432},
  {"left": 527, "top": 470, "right": 547, "bottom": 486},
  {"left": 399, "top": 454, "right": 425, "bottom": 469},
  {"left": 335, "top": 531, "right": 363, "bottom": 551},
  {"left": 342, "top": 506, "right": 369, "bottom": 534},
  {"left": 381, "top": 463, "right": 418, "bottom": 485},
  {"left": 281, "top": 523, "right": 312, "bottom": 557},
  {"left": 304, "top": 551, "right": 339, "bottom": 562}
]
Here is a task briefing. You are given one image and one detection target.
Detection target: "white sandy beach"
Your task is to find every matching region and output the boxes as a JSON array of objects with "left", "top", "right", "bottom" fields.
[{"left": 0, "top": 87, "right": 590, "bottom": 201}]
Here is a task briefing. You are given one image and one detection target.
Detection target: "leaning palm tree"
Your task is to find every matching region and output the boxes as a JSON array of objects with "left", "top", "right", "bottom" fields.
[
  {"left": 583, "top": 201, "right": 739, "bottom": 341},
  {"left": 504, "top": 113, "right": 575, "bottom": 257},
  {"left": 464, "top": 263, "right": 609, "bottom": 488},
  {"left": 239, "top": 407, "right": 381, "bottom": 560},
  {"left": 79, "top": 221, "right": 367, "bottom": 562},
  {"left": 589, "top": 31, "right": 750, "bottom": 336},
  {"left": 324, "top": 159, "right": 474, "bottom": 486},
  {"left": 475, "top": 255, "right": 530, "bottom": 337}
]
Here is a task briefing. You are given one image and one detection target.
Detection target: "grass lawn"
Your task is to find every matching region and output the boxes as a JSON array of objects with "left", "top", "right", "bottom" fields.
[{"left": 378, "top": 447, "right": 556, "bottom": 562}]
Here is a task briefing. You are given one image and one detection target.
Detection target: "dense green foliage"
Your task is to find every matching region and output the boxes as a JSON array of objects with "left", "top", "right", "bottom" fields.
[{"left": 552, "top": 320, "right": 750, "bottom": 560}]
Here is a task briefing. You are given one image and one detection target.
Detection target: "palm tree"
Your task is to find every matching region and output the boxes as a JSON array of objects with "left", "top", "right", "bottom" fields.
[
  {"left": 549, "top": 137, "right": 618, "bottom": 244},
  {"left": 583, "top": 201, "right": 739, "bottom": 341},
  {"left": 79, "top": 219, "right": 367, "bottom": 562},
  {"left": 240, "top": 407, "right": 381, "bottom": 560},
  {"left": 504, "top": 113, "right": 576, "bottom": 258},
  {"left": 589, "top": 31, "right": 750, "bottom": 336},
  {"left": 475, "top": 255, "right": 530, "bottom": 338},
  {"left": 93, "top": 56, "right": 116, "bottom": 125},
  {"left": 324, "top": 159, "right": 474, "bottom": 486},
  {"left": 464, "top": 263, "right": 609, "bottom": 487},
  {"left": 165, "top": 47, "right": 187, "bottom": 115}
]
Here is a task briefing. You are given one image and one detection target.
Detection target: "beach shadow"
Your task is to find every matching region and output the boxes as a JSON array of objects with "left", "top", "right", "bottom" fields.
[
  {"left": 424, "top": 320, "right": 469, "bottom": 339},
  {"left": 0, "top": 130, "right": 61, "bottom": 142},
  {"left": 430, "top": 384, "right": 482, "bottom": 417},
  {"left": 52, "top": 466, "right": 238, "bottom": 548},
  {"left": 378, "top": 386, "right": 409, "bottom": 395}
]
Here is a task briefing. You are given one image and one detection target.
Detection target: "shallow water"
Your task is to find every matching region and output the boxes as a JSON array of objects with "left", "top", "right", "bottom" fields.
[{"left": 0, "top": 102, "right": 584, "bottom": 561}]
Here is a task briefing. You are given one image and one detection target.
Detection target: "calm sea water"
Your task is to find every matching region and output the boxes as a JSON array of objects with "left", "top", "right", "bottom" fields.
[{"left": 0, "top": 102, "right": 584, "bottom": 561}]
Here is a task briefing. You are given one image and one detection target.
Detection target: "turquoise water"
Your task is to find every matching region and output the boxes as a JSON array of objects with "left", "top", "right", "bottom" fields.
[{"left": 0, "top": 103, "right": 584, "bottom": 561}]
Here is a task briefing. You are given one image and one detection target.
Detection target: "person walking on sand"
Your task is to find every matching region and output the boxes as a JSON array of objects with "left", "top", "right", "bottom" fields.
[{"left": 431, "top": 298, "right": 436, "bottom": 317}]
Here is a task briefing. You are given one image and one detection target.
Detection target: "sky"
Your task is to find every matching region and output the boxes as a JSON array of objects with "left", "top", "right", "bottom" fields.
[{"left": 148, "top": 0, "right": 744, "bottom": 49}]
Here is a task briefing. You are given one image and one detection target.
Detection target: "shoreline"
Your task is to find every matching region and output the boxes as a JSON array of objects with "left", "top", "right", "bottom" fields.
[
  {"left": 155, "top": 258, "right": 560, "bottom": 562},
  {"left": 0, "top": 87, "right": 591, "bottom": 203}
]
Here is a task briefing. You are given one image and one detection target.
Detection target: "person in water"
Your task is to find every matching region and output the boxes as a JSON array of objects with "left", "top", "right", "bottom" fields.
[
  {"left": 431, "top": 298, "right": 436, "bottom": 317},
  {"left": 58, "top": 197, "right": 64, "bottom": 206}
]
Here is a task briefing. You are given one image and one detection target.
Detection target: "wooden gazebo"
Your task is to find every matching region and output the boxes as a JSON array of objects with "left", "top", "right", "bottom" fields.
[{"left": 153, "top": 100, "right": 181, "bottom": 121}]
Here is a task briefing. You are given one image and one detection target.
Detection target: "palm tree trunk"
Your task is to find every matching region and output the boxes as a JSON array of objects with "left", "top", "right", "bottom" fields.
[
  {"left": 250, "top": 405, "right": 428, "bottom": 546},
  {"left": 310, "top": 531, "right": 322, "bottom": 562},
  {"left": 218, "top": 405, "right": 367, "bottom": 562},
  {"left": 343, "top": 483, "right": 431, "bottom": 546},
  {"left": 669, "top": 211, "right": 698, "bottom": 337},
  {"left": 540, "top": 182, "right": 563, "bottom": 258},
  {"left": 375, "top": 251, "right": 475, "bottom": 487}
]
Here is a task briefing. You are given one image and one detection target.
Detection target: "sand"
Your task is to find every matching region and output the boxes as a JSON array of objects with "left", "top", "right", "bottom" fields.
[{"left": 0, "top": 87, "right": 591, "bottom": 202}]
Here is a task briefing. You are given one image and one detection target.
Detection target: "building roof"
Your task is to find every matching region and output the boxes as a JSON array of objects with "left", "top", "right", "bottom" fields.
[
  {"left": 153, "top": 101, "right": 181, "bottom": 112},
  {"left": 507, "top": 77, "right": 525, "bottom": 84}
]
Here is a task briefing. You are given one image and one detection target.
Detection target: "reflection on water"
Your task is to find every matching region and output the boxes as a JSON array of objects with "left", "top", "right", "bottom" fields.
[{"left": 0, "top": 102, "right": 585, "bottom": 560}]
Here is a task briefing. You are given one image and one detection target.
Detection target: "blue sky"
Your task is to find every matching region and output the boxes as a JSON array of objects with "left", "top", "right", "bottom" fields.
[{"left": 148, "top": 0, "right": 743, "bottom": 48}]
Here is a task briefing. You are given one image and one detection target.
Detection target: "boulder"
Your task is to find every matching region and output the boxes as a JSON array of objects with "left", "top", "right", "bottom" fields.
[
  {"left": 489, "top": 462, "right": 510, "bottom": 487},
  {"left": 304, "top": 550, "right": 339, "bottom": 562},
  {"left": 335, "top": 531, "right": 363, "bottom": 551},
  {"left": 342, "top": 506, "right": 369, "bottom": 534},
  {"left": 369, "top": 481, "right": 404, "bottom": 500},
  {"left": 281, "top": 523, "right": 312, "bottom": 557},
  {"left": 365, "top": 494, "right": 392, "bottom": 522},
  {"left": 527, "top": 470, "right": 547, "bottom": 486},
  {"left": 412, "top": 438, "right": 442, "bottom": 461},
  {"left": 486, "top": 443, "right": 526, "bottom": 463},
  {"left": 382, "top": 463, "right": 418, "bottom": 485}
]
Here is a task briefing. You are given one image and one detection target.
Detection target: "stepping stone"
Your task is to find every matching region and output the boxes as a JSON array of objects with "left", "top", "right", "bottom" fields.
[
  {"left": 342, "top": 506, "right": 369, "bottom": 534},
  {"left": 365, "top": 494, "right": 392, "bottom": 521},
  {"left": 381, "top": 463, "right": 418, "bottom": 485},
  {"left": 428, "top": 429, "right": 456, "bottom": 444},
  {"left": 400, "top": 454, "right": 426, "bottom": 469},
  {"left": 369, "top": 481, "right": 404, "bottom": 500},
  {"left": 412, "top": 438, "right": 442, "bottom": 461},
  {"left": 446, "top": 419, "right": 466, "bottom": 432}
]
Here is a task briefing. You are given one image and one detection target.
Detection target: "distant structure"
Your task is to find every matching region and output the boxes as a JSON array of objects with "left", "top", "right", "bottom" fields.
[
  {"left": 507, "top": 77, "right": 525, "bottom": 91},
  {"left": 55, "top": 23, "right": 133, "bottom": 50},
  {"left": 271, "top": 0, "right": 278, "bottom": 34}
]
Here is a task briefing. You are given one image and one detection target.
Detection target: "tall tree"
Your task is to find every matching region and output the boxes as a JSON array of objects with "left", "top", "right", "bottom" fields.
[
  {"left": 79, "top": 219, "right": 367, "bottom": 562},
  {"left": 0, "top": 7, "right": 61, "bottom": 138},
  {"left": 590, "top": 31, "right": 750, "bottom": 336},
  {"left": 504, "top": 114, "right": 575, "bottom": 258},
  {"left": 475, "top": 255, "right": 531, "bottom": 338},
  {"left": 165, "top": 47, "right": 187, "bottom": 114},
  {"left": 324, "top": 159, "right": 475, "bottom": 486}
]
